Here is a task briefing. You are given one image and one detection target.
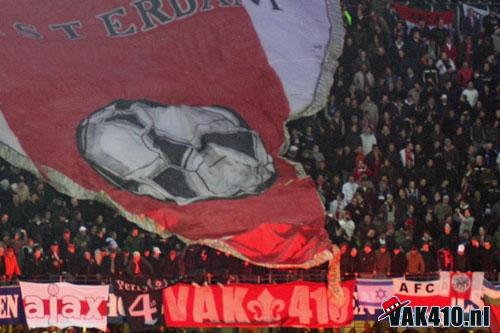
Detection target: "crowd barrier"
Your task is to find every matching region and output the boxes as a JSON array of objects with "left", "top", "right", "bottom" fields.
[{"left": 0, "top": 270, "right": 495, "bottom": 286}]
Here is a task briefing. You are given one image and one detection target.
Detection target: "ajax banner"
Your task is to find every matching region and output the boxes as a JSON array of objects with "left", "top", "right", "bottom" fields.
[{"left": 19, "top": 282, "right": 109, "bottom": 331}]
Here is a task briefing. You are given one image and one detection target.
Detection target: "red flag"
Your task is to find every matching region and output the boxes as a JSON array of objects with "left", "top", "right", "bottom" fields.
[
  {"left": 393, "top": 3, "right": 454, "bottom": 28},
  {"left": 163, "top": 281, "right": 355, "bottom": 327},
  {"left": 0, "top": 0, "right": 344, "bottom": 266},
  {"left": 448, "top": 272, "right": 484, "bottom": 300}
]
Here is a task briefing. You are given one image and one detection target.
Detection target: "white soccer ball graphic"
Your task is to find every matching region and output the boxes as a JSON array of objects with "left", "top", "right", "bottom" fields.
[{"left": 77, "top": 100, "right": 276, "bottom": 205}]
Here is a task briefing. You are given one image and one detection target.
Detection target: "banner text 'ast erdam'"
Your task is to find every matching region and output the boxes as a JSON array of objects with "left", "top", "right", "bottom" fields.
[{"left": 1, "top": 0, "right": 282, "bottom": 41}]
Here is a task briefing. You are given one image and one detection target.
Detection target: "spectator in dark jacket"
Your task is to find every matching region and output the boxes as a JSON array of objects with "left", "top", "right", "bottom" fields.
[
  {"left": 0, "top": 247, "right": 6, "bottom": 278},
  {"left": 46, "top": 241, "right": 63, "bottom": 275},
  {"left": 102, "top": 249, "right": 123, "bottom": 277},
  {"left": 340, "top": 243, "right": 350, "bottom": 277},
  {"left": 469, "top": 237, "right": 482, "bottom": 271},
  {"left": 124, "top": 228, "right": 144, "bottom": 253},
  {"left": 162, "top": 249, "right": 180, "bottom": 280},
  {"left": 149, "top": 247, "right": 163, "bottom": 278},
  {"left": 438, "top": 248, "right": 454, "bottom": 271},
  {"left": 358, "top": 243, "right": 377, "bottom": 276},
  {"left": 420, "top": 242, "right": 438, "bottom": 273},
  {"left": 375, "top": 245, "right": 391, "bottom": 276},
  {"left": 454, "top": 244, "right": 470, "bottom": 272},
  {"left": 462, "top": 8, "right": 481, "bottom": 37},
  {"left": 480, "top": 240, "right": 496, "bottom": 275},
  {"left": 24, "top": 246, "right": 45, "bottom": 278},
  {"left": 344, "top": 247, "right": 359, "bottom": 278},
  {"left": 79, "top": 251, "right": 96, "bottom": 276},
  {"left": 63, "top": 243, "right": 80, "bottom": 276},
  {"left": 126, "top": 251, "right": 153, "bottom": 278},
  {"left": 390, "top": 246, "right": 407, "bottom": 277}
]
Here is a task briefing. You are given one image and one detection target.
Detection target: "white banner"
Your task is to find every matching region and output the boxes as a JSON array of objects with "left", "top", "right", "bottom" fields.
[
  {"left": 393, "top": 277, "right": 450, "bottom": 297},
  {"left": 19, "top": 282, "right": 109, "bottom": 331}
]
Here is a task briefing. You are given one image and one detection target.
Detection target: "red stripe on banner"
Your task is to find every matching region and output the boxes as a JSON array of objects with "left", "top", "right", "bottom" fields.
[
  {"left": 393, "top": 4, "right": 454, "bottom": 26},
  {"left": 0, "top": 0, "right": 330, "bottom": 265},
  {"left": 394, "top": 294, "right": 451, "bottom": 308},
  {"left": 163, "top": 281, "right": 355, "bottom": 327}
]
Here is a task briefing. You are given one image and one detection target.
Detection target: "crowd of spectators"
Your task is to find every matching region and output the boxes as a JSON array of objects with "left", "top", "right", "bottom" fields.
[
  {"left": 286, "top": 1, "right": 500, "bottom": 280},
  {"left": 4, "top": 158, "right": 298, "bottom": 285},
  {"left": 0, "top": 157, "right": 281, "bottom": 283}
]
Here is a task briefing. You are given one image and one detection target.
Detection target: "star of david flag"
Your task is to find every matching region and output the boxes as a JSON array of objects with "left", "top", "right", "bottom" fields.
[{"left": 356, "top": 279, "right": 394, "bottom": 309}]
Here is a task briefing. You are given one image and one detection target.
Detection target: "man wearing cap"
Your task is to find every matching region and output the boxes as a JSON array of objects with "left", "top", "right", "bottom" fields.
[
  {"left": 46, "top": 241, "right": 63, "bottom": 275},
  {"left": 455, "top": 203, "right": 475, "bottom": 237},
  {"left": 150, "top": 247, "right": 163, "bottom": 278},
  {"left": 454, "top": 244, "right": 470, "bottom": 272},
  {"left": 73, "top": 226, "right": 89, "bottom": 253}
]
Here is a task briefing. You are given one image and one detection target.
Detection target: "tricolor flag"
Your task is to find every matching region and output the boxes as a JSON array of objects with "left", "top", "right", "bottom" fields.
[
  {"left": 483, "top": 280, "right": 500, "bottom": 332},
  {"left": 393, "top": 276, "right": 451, "bottom": 307},
  {"left": 393, "top": 3, "right": 454, "bottom": 31},
  {"left": 0, "top": 0, "right": 344, "bottom": 267}
]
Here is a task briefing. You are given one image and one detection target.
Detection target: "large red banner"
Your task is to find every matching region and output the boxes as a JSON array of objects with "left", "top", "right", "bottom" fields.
[
  {"left": 0, "top": 0, "right": 343, "bottom": 267},
  {"left": 163, "top": 281, "right": 354, "bottom": 327},
  {"left": 393, "top": 4, "right": 454, "bottom": 26}
]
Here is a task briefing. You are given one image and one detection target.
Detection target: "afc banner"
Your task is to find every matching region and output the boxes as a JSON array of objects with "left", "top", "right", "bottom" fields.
[
  {"left": 19, "top": 282, "right": 109, "bottom": 331},
  {"left": 163, "top": 281, "right": 355, "bottom": 327}
]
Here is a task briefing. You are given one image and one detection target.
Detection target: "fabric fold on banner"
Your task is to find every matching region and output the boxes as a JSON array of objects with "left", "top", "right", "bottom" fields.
[
  {"left": 483, "top": 280, "right": 500, "bottom": 332},
  {"left": 163, "top": 281, "right": 355, "bottom": 327},
  {"left": 0, "top": 0, "right": 345, "bottom": 269},
  {"left": 19, "top": 282, "right": 109, "bottom": 331}
]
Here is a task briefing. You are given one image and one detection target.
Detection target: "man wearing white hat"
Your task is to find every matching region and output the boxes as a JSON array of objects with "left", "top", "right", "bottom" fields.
[
  {"left": 454, "top": 244, "right": 470, "bottom": 272},
  {"left": 150, "top": 246, "right": 163, "bottom": 278},
  {"left": 127, "top": 251, "right": 153, "bottom": 278}
]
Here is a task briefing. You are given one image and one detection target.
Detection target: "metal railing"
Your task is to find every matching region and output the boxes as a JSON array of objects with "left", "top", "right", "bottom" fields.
[{"left": 0, "top": 270, "right": 496, "bottom": 287}]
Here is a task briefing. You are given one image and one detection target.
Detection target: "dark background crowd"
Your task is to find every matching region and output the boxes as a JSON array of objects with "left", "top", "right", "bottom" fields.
[
  {"left": 287, "top": 0, "right": 500, "bottom": 280},
  {"left": 0, "top": 0, "right": 498, "bottom": 285}
]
